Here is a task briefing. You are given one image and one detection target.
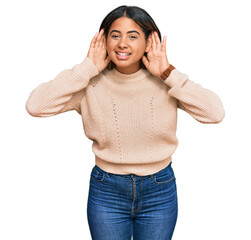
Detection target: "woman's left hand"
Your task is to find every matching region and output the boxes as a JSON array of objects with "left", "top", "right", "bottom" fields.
[{"left": 142, "top": 31, "right": 170, "bottom": 78}]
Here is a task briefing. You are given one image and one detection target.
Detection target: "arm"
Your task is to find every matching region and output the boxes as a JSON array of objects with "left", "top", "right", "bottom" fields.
[
  {"left": 164, "top": 69, "right": 225, "bottom": 124},
  {"left": 26, "top": 28, "right": 110, "bottom": 118},
  {"left": 142, "top": 31, "right": 225, "bottom": 124},
  {"left": 25, "top": 57, "right": 99, "bottom": 117}
]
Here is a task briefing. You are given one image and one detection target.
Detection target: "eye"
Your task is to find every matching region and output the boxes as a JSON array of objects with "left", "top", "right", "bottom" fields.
[
  {"left": 129, "top": 35, "right": 137, "bottom": 39},
  {"left": 111, "top": 35, "right": 120, "bottom": 39}
]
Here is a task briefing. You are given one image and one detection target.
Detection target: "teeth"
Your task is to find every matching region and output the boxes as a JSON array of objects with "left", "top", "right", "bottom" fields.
[{"left": 117, "top": 52, "right": 130, "bottom": 56}]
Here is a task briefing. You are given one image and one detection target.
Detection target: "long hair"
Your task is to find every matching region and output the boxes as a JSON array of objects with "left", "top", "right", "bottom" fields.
[{"left": 99, "top": 5, "right": 162, "bottom": 70}]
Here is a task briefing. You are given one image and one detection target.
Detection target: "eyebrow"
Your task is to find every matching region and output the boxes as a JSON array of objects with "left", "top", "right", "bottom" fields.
[{"left": 110, "top": 30, "right": 140, "bottom": 35}]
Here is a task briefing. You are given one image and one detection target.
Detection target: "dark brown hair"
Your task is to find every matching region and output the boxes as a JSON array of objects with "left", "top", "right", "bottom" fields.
[{"left": 99, "top": 5, "right": 162, "bottom": 70}]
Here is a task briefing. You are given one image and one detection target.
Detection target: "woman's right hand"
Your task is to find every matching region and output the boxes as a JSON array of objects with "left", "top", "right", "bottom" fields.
[{"left": 87, "top": 29, "right": 111, "bottom": 72}]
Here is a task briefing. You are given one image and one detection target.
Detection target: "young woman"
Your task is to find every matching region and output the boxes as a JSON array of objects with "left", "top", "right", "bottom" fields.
[{"left": 25, "top": 5, "right": 225, "bottom": 240}]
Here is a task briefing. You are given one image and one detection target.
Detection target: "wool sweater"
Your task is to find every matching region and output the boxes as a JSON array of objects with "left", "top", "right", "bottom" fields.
[{"left": 25, "top": 57, "right": 225, "bottom": 176}]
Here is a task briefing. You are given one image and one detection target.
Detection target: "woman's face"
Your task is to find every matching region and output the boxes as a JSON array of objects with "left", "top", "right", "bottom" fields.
[{"left": 106, "top": 17, "right": 150, "bottom": 74}]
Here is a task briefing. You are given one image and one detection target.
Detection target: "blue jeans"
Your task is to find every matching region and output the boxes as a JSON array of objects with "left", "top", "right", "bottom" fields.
[{"left": 87, "top": 162, "right": 178, "bottom": 240}]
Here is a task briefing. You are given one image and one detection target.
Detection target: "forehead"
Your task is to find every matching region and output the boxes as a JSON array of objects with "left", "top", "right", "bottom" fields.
[{"left": 109, "top": 17, "right": 143, "bottom": 33}]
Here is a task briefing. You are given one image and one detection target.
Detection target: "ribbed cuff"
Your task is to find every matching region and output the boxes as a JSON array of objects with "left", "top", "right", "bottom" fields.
[
  {"left": 163, "top": 69, "right": 188, "bottom": 88},
  {"left": 77, "top": 57, "right": 100, "bottom": 79}
]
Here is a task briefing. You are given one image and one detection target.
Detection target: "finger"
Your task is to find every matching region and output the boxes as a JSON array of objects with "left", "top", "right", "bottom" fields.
[
  {"left": 142, "top": 55, "right": 149, "bottom": 68},
  {"left": 105, "top": 55, "right": 111, "bottom": 65},
  {"left": 101, "top": 35, "right": 106, "bottom": 49},
  {"left": 161, "top": 35, "right": 167, "bottom": 53},
  {"left": 96, "top": 29, "right": 104, "bottom": 47},
  {"left": 103, "top": 35, "right": 107, "bottom": 49},
  {"left": 101, "top": 35, "right": 104, "bottom": 48},
  {"left": 90, "top": 32, "right": 99, "bottom": 48}
]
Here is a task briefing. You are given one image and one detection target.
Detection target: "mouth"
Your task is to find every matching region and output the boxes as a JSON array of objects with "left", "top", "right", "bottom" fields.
[{"left": 115, "top": 51, "right": 131, "bottom": 60}]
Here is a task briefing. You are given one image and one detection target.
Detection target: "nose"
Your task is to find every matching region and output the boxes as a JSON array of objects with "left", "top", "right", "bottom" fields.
[{"left": 118, "top": 36, "right": 128, "bottom": 49}]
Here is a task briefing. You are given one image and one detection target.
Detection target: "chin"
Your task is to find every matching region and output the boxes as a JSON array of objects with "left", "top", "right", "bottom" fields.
[
  {"left": 111, "top": 61, "right": 130, "bottom": 68},
  {"left": 115, "top": 62, "right": 132, "bottom": 68}
]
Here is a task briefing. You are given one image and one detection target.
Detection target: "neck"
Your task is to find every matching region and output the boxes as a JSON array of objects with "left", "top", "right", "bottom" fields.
[
  {"left": 115, "top": 62, "right": 141, "bottom": 74},
  {"left": 106, "top": 67, "right": 150, "bottom": 84}
]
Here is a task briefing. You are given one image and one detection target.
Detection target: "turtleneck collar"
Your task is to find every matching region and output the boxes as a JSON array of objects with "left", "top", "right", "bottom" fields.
[{"left": 105, "top": 67, "right": 150, "bottom": 84}]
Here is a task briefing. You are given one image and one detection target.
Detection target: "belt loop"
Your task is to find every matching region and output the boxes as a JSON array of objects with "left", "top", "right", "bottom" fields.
[{"left": 149, "top": 174, "right": 154, "bottom": 180}]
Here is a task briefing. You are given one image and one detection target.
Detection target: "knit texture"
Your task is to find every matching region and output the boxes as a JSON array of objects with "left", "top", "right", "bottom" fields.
[{"left": 26, "top": 57, "right": 225, "bottom": 175}]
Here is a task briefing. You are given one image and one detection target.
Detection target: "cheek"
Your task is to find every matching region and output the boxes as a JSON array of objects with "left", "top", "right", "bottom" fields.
[
  {"left": 106, "top": 44, "right": 115, "bottom": 55},
  {"left": 135, "top": 43, "right": 147, "bottom": 55},
  {"left": 107, "top": 48, "right": 114, "bottom": 57},
  {"left": 106, "top": 39, "right": 115, "bottom": 50}
]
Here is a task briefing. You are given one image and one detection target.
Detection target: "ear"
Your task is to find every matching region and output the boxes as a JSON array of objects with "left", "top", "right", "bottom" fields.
[{"left": 145, "top": 35, "right": 152, "bottom": 53}]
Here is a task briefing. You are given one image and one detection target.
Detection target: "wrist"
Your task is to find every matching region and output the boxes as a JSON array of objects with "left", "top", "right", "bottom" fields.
[{"left": 160, "top": 64, "right": 176, "bottom": 81}]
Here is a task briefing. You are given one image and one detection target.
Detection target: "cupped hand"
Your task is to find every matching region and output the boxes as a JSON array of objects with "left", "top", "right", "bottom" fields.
[
  {"left": 87, "top": 29, "right": 111, "bottom": 72},
  {"left": 142, "top": 31, "right": 170, "bottom": 78}
]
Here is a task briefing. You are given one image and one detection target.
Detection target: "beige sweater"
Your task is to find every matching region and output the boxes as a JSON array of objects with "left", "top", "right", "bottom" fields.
[{"left": 25, "top": 57, "right": 225, "bottom": 175}]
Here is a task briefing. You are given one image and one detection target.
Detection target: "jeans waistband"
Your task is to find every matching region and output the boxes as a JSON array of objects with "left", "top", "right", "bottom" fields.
[{"left": 93, "top": 162, "right": 173, "bottom": 180}]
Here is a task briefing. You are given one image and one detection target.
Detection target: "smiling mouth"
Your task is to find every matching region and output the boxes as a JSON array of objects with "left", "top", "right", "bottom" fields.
[
  {"left": 115, "top": 52, "right": 131, "bottom": 60},
  {"left": 116, "top": 52, "right": 131, "bottom": 56}
]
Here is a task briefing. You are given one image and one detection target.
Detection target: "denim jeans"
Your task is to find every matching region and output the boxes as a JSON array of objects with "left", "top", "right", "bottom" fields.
[{"left": 87, "top": 162, "right": 178, "bottom": 240}]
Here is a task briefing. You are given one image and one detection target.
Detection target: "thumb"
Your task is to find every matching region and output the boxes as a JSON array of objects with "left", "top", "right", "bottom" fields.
[
  {"left": 104, "top": 55, "right": 111, "bottom": 66},
  {"left": 142, "top": 55, "right": 149, "bottom": 68}
]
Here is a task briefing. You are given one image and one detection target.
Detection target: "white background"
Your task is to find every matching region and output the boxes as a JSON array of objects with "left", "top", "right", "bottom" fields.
[{"left": 1, "top": 0, "right": 250, "bottom": 239}]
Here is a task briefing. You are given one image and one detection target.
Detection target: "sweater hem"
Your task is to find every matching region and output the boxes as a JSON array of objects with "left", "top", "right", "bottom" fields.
[{"left": 95, "top": 156, "right": 173, "bottom": 176}]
